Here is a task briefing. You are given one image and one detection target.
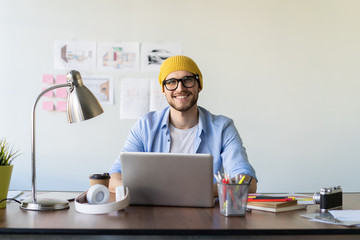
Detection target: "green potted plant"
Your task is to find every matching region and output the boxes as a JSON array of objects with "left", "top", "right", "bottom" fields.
[{"left": 0, "top": 139, "right": 20, "bottom": 208}]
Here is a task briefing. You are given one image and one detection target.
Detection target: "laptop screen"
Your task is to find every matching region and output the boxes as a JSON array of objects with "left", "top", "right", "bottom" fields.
[{"left": 120, "top": 152, "right": 214, "bottom": 207}]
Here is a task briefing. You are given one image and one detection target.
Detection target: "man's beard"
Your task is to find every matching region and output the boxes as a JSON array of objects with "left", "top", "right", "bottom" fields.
[{"left": 167, "top": 92, "right": 199, "bottom": 112}]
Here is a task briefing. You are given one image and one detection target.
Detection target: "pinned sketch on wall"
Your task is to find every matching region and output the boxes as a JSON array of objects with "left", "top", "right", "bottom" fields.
[
  {"left": 119, "top": 78, "right": 169, "bottom": 119},
  {"left": 54, "top": 41, "right": 96, "bottom": 70},
  {"left": 120, "top": 78, "right": 150, "bottom": 119},
  {"left": 149, "top": 79, "right": 168, "bottom": 112},
  {"left": 140, "top": 42, "right": 182, "bottom": 72},
  {"left": 82, "top": 75, "right": 114, "bottom": 105},
  {"left": 97, "top": 42, "right": 140, "bottom": 71}
]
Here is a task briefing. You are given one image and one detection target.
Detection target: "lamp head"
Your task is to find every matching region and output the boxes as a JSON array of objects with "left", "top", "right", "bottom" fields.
[{"left": 66, "top": 70, "right": 104, "bottom": 123}]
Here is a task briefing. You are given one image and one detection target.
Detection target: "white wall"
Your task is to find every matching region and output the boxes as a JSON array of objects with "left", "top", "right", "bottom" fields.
[{"left": 1, "top": 0, "right": 359, "bottom": 193}]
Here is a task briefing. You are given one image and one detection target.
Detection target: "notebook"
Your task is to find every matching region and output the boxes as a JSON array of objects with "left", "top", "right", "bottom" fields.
[
  {"left": 246, "top": 203, "right": 307, "bottom": 213},
  {"left": 120, "top": 152, "right": 214, "bottom": 207}
]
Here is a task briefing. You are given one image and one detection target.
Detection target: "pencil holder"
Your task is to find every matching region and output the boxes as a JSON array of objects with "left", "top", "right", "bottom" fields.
[{"left": 217, "top": 182, "right": 249, "bottom": 216}]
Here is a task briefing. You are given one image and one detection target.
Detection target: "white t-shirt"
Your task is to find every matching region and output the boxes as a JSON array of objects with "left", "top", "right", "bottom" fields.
[{"left": 169, "top": 124, "right": 199, "bottom": 153}]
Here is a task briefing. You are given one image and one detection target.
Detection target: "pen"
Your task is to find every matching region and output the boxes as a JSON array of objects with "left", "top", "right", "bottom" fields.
[
  {"left": 247, "top": 176, "right": 253, "bottom": 184},
  {"left": 217, "top": 171, "right": 222, "bottom": 183},
  {"left": 222, "top": 178, "right": 239, "bottom": 210},
  {"left": 214, "top": 173, "right": 221, "bottom": 183},
  {"left": 248, "top": 196, "right": 295, "bottom": 200},
  {"left": 238, "top": 175, "right": 246, "bottom": 184},
  {"left": 247, "top": 198, "right": 295, "bottom": 202},
  {"left": 224, "top": 171, "right": 231, "bottom": 183},
  {"left": 221, "top": 178, "right": 228, "bottom": 209}
]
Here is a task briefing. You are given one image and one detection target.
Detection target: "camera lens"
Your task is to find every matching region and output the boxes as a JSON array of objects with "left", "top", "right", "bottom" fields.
[{"left": 313, "top": 192, "right": 320, "bottom": 204}]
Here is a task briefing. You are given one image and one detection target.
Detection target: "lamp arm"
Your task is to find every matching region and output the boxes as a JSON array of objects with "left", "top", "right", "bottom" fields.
[{"left": 31, "top": 83, "right": 71, "bottom": 203}]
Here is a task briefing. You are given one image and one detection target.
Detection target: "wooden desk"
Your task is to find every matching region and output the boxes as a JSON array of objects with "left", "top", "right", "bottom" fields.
[{"left": 0, "top": 193, "right": 359, "bottom": 239}]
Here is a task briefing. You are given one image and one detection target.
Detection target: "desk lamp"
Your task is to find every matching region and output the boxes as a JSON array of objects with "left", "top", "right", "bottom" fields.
[{"left": 20, "top": 70, "right": 104, "bottom": 211}]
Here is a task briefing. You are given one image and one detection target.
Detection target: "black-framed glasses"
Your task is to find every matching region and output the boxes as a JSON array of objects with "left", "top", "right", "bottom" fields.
[{"left": 163, "top": 75, "right": 199, "bottom": 91}]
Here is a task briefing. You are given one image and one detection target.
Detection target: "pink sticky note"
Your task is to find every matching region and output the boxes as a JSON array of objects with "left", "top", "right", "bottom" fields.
[
  {"left": 56, "top": 75, "right": 67, "bottom": 84},
  {"left": 42, "top": 101, "right": 54, "bottom": 111},
  {"left": 56, "top": 101, "right": 67, "bottom": 112},
  {"left": 56, "top": 88, "right": 68, "bottom": 98},
  {"left": 42, "top": 74, "right": 54, "bottom": 84},
  {"left": 42, "top": 87, "right": 54, "bottom": 97}
]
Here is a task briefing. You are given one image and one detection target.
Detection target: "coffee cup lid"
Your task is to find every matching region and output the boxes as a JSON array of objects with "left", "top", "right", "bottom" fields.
[{"left": 89, "top": 173, "right": 110, "bottom": 179}]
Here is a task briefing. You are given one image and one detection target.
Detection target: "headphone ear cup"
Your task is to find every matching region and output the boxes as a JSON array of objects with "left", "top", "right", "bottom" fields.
[
  {"left": 75, "top": 186, "right": 130, "bottom": 214},
  {"left": 115, "top": 185, "right": 125, "bottom": 201},
  {"left": 86, "top": 184, "right": 110, "bottom": 204}
]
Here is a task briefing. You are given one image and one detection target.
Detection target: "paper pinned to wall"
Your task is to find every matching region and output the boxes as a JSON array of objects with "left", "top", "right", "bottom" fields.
[
  {"left": 120, "top": 78, "right": 150, "bottom": 119},
  {"left": 119, "top": 78, "right": 169, "bottom": 119},
  {"left": 42, "top": 74, "right": 54, "bottom": 84},
  {"left": 54, "top": 41, "right": 97, "bottom": 70},
  {"left": 82, "top": 75, "right": 114, "bottom": 105},
  {"left": 43, "top": 87, "right": 54, "bottom": 97},
  {"left": 56, "top": 74, "right": 67, "bottom": 84},
  {"left": 149, "top": 79, "right": 168, "bottom": 112},
  {"left": 55, "top": 88, "right": 67, "bottom": 98},
  {"left": 140, "top": 42, "right": 182, "bottom": 72},
  {"left": 97, "top": 42, "right": 140, "bottom": 72},
  {"left": 42, "top": 101, "right": 55, "bottom": 111},
  {"left": 56, "top": 101, "right": 67, "bottom": 112}
]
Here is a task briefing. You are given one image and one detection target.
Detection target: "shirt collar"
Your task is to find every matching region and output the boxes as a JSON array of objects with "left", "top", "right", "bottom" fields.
[{"left": 161, "top": 106, "right": 207, "bottom": 135}]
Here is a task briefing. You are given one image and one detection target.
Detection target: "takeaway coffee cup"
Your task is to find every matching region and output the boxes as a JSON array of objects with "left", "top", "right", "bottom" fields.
[{"left": 89, "top": 173, "right": 111, "bottom": 188}]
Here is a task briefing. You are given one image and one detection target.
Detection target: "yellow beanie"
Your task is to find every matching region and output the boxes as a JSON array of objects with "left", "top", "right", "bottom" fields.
[{"left": 158, "top": 55, "right": 203, "bottom": 91}]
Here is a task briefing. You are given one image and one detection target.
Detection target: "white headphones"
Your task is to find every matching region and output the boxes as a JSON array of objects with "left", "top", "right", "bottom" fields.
[{"left": 75, "top": 184, "right": 130, "bottom": 214}]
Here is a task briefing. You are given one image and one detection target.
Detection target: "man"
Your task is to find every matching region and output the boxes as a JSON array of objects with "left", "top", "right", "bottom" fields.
[{"left": 109, "top": 55, "right": 257, "bottom": 194}]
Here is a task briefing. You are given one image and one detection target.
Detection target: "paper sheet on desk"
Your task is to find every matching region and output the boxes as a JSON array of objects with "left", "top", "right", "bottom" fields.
[
  {"left": 36, "top": 192, "right": 81, "bottom": 201},
  {"left": 301, "top": 210, "right": 360, "bottom": 227},
  {"left": 7, "top": 191, "right": 23, "bottom": 199},
  {"left": 330, "top": 210, "right": 360, "bottom": 222},
  {"left": 19, "top": 192, "right": 81, "bottom": 201}
]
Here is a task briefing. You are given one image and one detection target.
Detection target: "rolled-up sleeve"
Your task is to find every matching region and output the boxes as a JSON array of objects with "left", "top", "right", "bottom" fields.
[
  {"left": 221, "top": 120, "right": 257, "bottom": 182},
  {"left": 109, "top": 119, "right": 145, "bottom": 174}
]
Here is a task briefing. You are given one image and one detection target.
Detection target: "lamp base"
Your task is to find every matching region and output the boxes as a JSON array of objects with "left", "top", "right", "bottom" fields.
[{"left": 20, "top": 198, "right": 69, "bottom": 211}]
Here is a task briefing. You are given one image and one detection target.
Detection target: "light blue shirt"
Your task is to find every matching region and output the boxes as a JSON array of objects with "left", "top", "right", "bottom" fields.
[{"left": 109, "top": 106, "right": 257, "bottom": 182}]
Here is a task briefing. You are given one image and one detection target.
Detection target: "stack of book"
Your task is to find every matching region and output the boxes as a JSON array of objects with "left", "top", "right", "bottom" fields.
[{"left": 246, "top": 196, "right": 307, "bottom": 213}]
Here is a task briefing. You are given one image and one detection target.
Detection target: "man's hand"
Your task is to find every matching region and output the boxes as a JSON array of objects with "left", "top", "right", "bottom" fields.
[{"left": 109, "top": 172, "right": 123, "bottom": 193}]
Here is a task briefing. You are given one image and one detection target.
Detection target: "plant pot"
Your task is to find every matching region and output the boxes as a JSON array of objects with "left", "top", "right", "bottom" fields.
[{"left": 0, "top": 165, "right": 14, "bottom": 208}]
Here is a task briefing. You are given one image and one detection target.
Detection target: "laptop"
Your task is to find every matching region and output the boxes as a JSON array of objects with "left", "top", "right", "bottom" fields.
[{"left": 120, "top": 152, "right": 214, "bottom": 207}]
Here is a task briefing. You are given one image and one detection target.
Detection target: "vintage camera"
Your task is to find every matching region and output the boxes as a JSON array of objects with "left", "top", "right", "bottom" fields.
[{"left": 313, "top": 186, "right": 342, "bottom": 212}]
